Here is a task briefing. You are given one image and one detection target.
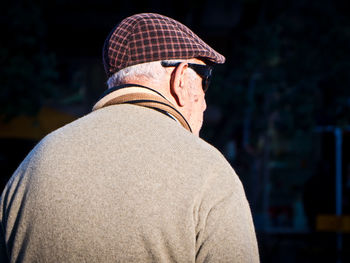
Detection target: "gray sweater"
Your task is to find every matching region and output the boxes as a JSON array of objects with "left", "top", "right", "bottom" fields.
[{"left": 0, "top": 104, "right": 259, "bottom": 262}]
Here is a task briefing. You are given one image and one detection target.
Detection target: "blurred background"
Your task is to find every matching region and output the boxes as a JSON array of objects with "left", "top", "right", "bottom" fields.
[{"left": 1, "top": 0, "right": 350, "bottom": 262}]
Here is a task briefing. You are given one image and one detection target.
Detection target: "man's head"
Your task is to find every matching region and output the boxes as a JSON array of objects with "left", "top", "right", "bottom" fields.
[{"left": 103, "top": 13, "right": 225, "bottom": 135}]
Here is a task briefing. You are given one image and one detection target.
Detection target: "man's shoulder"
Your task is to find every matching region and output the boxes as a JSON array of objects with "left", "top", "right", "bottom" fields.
[
  {"left": 13, "top": 104, "right": 237, "bottom": 185},
  {"left": 177, "top": 131, "right": 231, "bottom": 168}
]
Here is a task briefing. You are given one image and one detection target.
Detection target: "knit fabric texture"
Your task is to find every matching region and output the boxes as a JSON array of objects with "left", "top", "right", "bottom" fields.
[{"left": 0, "top": 105, "right": 259, "bottom": 262}]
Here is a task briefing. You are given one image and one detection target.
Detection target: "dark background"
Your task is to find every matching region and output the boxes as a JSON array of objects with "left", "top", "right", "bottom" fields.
[{"left": 1, "top": 0, "right": 350, "bottom": 262}]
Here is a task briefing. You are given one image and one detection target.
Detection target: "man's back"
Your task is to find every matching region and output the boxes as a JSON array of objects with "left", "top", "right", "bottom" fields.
[{"left": 0, "top": 104, "right": 258, "bottom": 262}]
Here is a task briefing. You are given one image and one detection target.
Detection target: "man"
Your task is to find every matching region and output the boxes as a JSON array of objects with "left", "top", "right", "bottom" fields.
[{"left": 0, "top": 13, "right": 259, "bottom": 262}]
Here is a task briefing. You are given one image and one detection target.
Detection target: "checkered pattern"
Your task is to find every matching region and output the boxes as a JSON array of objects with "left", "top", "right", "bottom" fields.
[{"left": 103, "top": 13, "right": 225, "bottom": 76}]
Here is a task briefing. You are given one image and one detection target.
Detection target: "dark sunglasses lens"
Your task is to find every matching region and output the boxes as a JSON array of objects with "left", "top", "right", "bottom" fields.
[
  {"left": 202, "top": 67, "right": 212, "bottom": 92},
  {"left": 161, "top": 62, "right": 212, "bottom": 92},
  {"left": 203, "top": 76, "right": 211, "bottom": 92},
  {"left": 190, "top": 64, "right": 212, "bottom": 92}
]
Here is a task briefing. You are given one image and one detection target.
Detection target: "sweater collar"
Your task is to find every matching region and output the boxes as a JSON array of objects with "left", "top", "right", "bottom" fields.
[{"left": 92, "top": 84, "right": 192, "bottom": 133}]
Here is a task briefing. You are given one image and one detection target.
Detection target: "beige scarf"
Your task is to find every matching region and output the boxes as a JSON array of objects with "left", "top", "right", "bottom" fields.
[{"left": 92, "top": 84, "right": 192, "bottom": 133}]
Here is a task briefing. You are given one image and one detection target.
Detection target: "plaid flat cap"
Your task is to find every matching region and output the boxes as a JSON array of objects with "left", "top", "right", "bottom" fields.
[{"left": 103, "top": 13, "right": 225, "bottom": 76}]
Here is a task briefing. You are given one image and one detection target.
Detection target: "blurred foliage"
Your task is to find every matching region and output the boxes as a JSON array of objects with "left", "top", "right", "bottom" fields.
[
  {"left": 207, "top": 0, "right": 350, "bottom": 152},
  {"left": 0, "top": 0, "right": 58, "bottom": 120},
  {"left": 204, "top": 0, "right": 350, "bottom": 213}
]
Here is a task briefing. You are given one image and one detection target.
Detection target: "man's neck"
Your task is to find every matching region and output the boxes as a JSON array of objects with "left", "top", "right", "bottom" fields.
[{"left": 119, "top": 81, "right": 180, "bottom": 115}]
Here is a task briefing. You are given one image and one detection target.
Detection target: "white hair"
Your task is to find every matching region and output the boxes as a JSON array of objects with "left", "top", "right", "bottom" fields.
[
  {"left": 107, "top": 60, "right": 198, "bottom": 88},
  {"left": 107, "top": 61, "right": 165, "bottom": 88}
]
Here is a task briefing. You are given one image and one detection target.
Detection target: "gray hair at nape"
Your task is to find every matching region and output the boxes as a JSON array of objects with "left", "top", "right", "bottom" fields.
[
  {"left": 106, "top": 60, "right": 197, "bottom": 88},
  {"left": 107, "top": 61, "right": 166, "bottom": 88}
]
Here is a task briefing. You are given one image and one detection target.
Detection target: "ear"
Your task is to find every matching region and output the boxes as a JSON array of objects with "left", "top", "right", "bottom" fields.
[{"left": 170, "top": 62, "right": 188, "bottom": 107}]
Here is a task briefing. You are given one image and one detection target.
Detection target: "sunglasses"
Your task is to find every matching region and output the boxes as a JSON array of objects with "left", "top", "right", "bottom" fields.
[{"left": 161, "top": 61, "right": 213, "bottom": 92}]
